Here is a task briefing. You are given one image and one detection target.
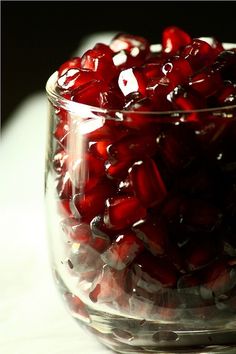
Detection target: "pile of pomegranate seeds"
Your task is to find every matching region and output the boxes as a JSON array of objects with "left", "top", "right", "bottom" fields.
[{"left": 51, "top": 27, "right": 236, "bottom": 319}]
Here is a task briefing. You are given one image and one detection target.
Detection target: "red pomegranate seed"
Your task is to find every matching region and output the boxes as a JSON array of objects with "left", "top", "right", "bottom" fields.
[
  {"left": 64, "top": 292, "right": 90, "bottom": 321},
  {"left": 162, "top": 26, "right": 192, "bottom": 55},
  {"left": 58, "top": 57, "right": 82, "bottom": 77},
  {"left": 61, "top": 217, "right": 91, "bottom": 243},
  {"left": 201, "top": 259, "right": 232, "bottom": 296},
  {"left": 72, "top": 80, "right": 110, "bottom": 106},
  {"left": 135, "top": 251, "right": 178, "bottom": 288},
  {"left": 57, "top": 68, "right": 97, "bottom": 91},
  {"left": 73, "top": 177, "right": 115, "bottom": 222},
  {"left": 90, "top": 141, "right": 111, "bottom": 161},
  {"left": 99, "top": 88, "right": 124, "bottom": 110},
  {"left": 110, "top": 33, "right": 150, "bottom": 62},
  {"left": 57, "top": 199, "right": 73, "bottom": 218},
  {"left": 105, "top": 159, "right": 133, "bottom": 179},
  {"left": 89, "top": 265, "right": 126, "bottom": 303},
  {"left": 81, "top": 45, "right": 117, "bottom": 81},
  {"left": 129, "top": 158, "right": 167, "bottom": 207},
  {"left": 56, "top": 172, "right": 73, "bottom": 199},
  {"left": 216, "top": 81, "right": 236, "bottom": 105},
  {"left": 101, "top": 232, "right": 144, "bottom": 270},
  {"left": 211, "top": 38, "right": 225, "bottom": 56},
  {"left": 189, "top": 70, "right": 223, "bottom": 97},
  {"left": 181, "top": 39, "right": 216, "bottom": 71},
  {"left": 53, "top": 148, "right": 68, "bottom": 175},
  {"left": 133, "top": 218, "right": 167, "bottom": 255},
  {"left": 183, "top": 238, "right": 217, "bottom": 271},
  {"left": 143, "top": 62, "right": 163, "bottom": 80},
  {"left": 162, "top": 56, "right": 193, "bottom": 89},
  {"left": 54, "top": 120, "right": 69, "bottom": 147},
  {"left": 157, "top": 125, "right": 198, "bottom": 171},
  {"left": 104, "top": 196, "right": 147, "bottom": 230},
  {"left": 211, "top": 50, "right": 236, "bottom": 81},
  {"left": 118, "top": 67, "right": 147, "bottom": 97},
  {"left": 86, "top": 120, "right": 128, "bottom": 142},
  {"left": 108, "top": 133, "right": 158, "bottom": 163}
]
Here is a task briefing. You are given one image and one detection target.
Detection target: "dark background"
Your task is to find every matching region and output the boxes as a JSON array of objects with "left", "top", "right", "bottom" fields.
[{"left": 2, "top": 1, "right": 236, "bottom": 128}]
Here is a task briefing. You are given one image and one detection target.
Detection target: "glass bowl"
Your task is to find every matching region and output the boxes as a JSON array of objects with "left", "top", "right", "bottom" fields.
[{"left": 45, "top": 41, "right": 236, "bottom": 354}]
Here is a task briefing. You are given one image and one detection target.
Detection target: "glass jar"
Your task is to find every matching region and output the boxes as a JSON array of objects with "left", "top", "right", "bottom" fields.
[{"left": 45, "top": 60, "right": 236, "bottom": 353}]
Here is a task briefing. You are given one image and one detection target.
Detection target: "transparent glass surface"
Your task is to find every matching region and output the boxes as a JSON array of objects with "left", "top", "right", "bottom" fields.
[{"left": 45, "top": 67, "right": 236, "bottom": 353}]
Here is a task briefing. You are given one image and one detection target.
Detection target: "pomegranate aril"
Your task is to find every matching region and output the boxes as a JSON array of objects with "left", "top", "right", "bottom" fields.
[
  {"left": 99, "top": 88, "right": 124, "bottom": 110},
  {"left": 146, "top": 79, "right": 173, "bottom": 111},
  {"left": 105, "top": 159, "right": 132, "bottom": 179},
  {"left": 53, "top": 148, "right": 68, "bottom": 175},
  {"left": 133, "top": 218, "right": 167, "bottom": 256},
  {"left": 189, "top": 70, "right": 223, "bottom": 97},
  {"left": 162, "top": 26, "right": 192, "bottom": 55},
  {"left": 58, "top": 199, "right": 73, "bottom": 218},
  {"left": 110, "top": 33, "right": 150, "bottom": 63},
  {"left": 104, "top": 196, "right": 147, "bottom": 231},
  {"left": 73, "top": 178, "right": 115, "bottom": 222},
  {"left": 129, "top": 158, "right": 167, "bottom": 207},
  {"left": 134, "top": 251, "right": 178, "bottom": 288},
  {"left": 215, "top": 81, "right": 236, "bottom": 106},
  {"left": 54, "top": 120, "right": 69, "bottom": 147},
  {"left": 64, "top": 292, "right": 90, "bottom": 321},
  {"left": 211, "top": 38, "right": 225, "bottom": 56},
  {"left": 118, "top": 67, "right": 147, "bottom": 97},
  {"left": 58, "top": 57, "right": 81, "bottom": 77},
  {"left": 72, "top": 80, "right": 106, "bottom": 106},
  {"left": 124, "top": 97, "right": 157, "bottom": 129},
  {"left": 156, "top": 125, "right": 198, "bottom": 172},
  {"left": 61, "top": 218, "right": 91, "bottom": 243},
  {"left": 108, "top": 133, "right": 158, "bottom": 164},
  {"left": 181, "top": 39, "right": 216, "bottom": 71},
  {"left": 56, "top": 172, "right": 73, "bottom": 199},
  {"left": 57, "top": 68, "right": 97, "bottom": 91},
  {"left": 90, "top": 141, "right": 111, "bottom": 161},
  {"left": 211, "top": 50, "right": 236, "bottom": 81},
  {"left": 89, "top": 265, "right": 126, "bottom": 303},
  {"left": 162, "top": 56, "right": 193, "bottom": 89},
  {"left": 101, "top": 232, "right": 144, "bottom": 270},
  {"left": 81, "top": 45, "right": 117, "bottom": 81}
]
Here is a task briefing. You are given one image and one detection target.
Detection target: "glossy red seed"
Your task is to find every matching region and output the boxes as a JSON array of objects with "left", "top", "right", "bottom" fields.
[
  {"left": 129, "top": 158, "right": 167, "bottom": 207},
  {"left": 110, "top": 33, "right": 150, "bottom": 62},
  {"left": 57, "top": 68, "right": 97, "bottom": 91},
  {"left": 89, "top": 265, "right": 126, "bottom": 303},
  {"left": 135, "top": 251, "right": 178, "bottom": 287},
  {"left": 73, "top": 178, "right": 115, "bottom": 222},
  {"left": 118, "top": 67, "right": 147, "bottom": 97},
  {"left": 133, "top": 218, "right": 167, "bottom": 255},
  {"left": 162, "top": 56, "right": 193, "bottom": 89},
  {"left": 101, "top": 232, "right": 144, "bottom": 270},
  {"left": 104, "top": 196, "right": 147, "bottom": 230},
  {"left": 211, "top": 50, "right": 236, "bottom": 81},
  {"left": 53, "top": 148, "right": 68, "bottom": 174},
  {"left": 72, "top": 80, "right": 107, "bottom": 106},
  {"left": 211, "top": 38, "right": 225, "bottom": 56},
  {"left": 216, "top": 81, "right": 236, "bottom": 105},
  {"left": 183, "top": 239, "right": 217, "bottom": 271},
  {"left": 123, "top": 97, "right": 158, "bottom": 129},
  {"left": 146, "top": 79, "right": 173, "bottom": 111},
  {"left": 181, "top": 39, "right": 216, "bottom": 71},
  {"left": 56, "top": 172, "right": 73, "bottom": 199},
  {"left": 61, "top": 218, "right": 91, "bottom": 242},
  {"left": 90, "top": 141, "right": 111, "bottom": 160},
  {"left": 162, "top": 26, "right": 192, "bottom": 55},
  {"left": 108, "top": 133, "right": 158, "bottom": 163},
  {"left": 86, "top": 121, "right": 128, "bottom": 142},
  {"left": 57, "top": 199, "right": 73, "bottom": 218},
  {"left": 142, "top": 62, "right": 163, "bottom": 80},
  {"left": 54, "top": 120, "right": 69, "bottom": 147},
  {"left": 58, "top": 57, "right": 82, "bottom": 77},
  {"left": 201, "top": 259, "right": 232, "bottom": 296},
  {"left": 157, "top": 125, "right": 198, "bottom": 171},
  {"left": 189, "top": 70, "right": 223, "bottom": 97},
  {"left": 105, "top": 159, "right": 132, "bottom": 179},
  {"left": 81, "top": 45, "right": 117, "bottom": 81},
  {"left": 64, "top": 292, "right": 90, "bottom": 320},
  {"left": 99, "top": 89, "right": 124, "bottom": 110}
]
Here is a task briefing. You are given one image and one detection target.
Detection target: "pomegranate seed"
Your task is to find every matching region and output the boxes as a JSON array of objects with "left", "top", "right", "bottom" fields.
[
  {"left": 64, "top": 292, "right": 90, "bottom": 321},
  {"left": 89, "top": 265, "right": 126, "bottom": 303},
  {"left": 90, "top": 141, "right": 111, "bottom": 161},
  {"left": 57, "top": 199, "right": 73, "bottom": 218},
  {"left": 56, "top": 172, "right": 73, "bottom": 199},
  {"left": 162, "top": 56, "right": 193, "bottom": 89},
  {"left": 215, "top": 81, "right": 236, "bottom": 106},
  {"left": 73, "top": 177, "right": 115, "bottom": 222},
  {"left": 118, "top": 67, "right": 147, "bottom": 97},
  {"left": 142, "top": 62, "right": 163, "bottom": 80},
  {"left": 134, "top": 251, "right": 178, "bottom": 288},
  {"left": 123, "top": 97, "right": 157, "bottom": 129},
  {"left": 181, "top": 39, "right": 216, "bottom": 71},
  {"left": 156, "top": 125, "right": 198, "bottom": 171},
  {"left": 58, "top": 57, "right": 81, "bottom": 77},
  {"left": 129, "top": 158, "right": 167, "bottom": 207},
  {"left": 211, "top": 38, "right": 225, "bottom": 56},
  {"left": 104, "top": 196, "right": 147, "bottom": 230},
  {"left": 57, "top": 68, "right": 97, "bottom": 91},
  {"left": 61, "top": 218, "right": 91, "bottom": 243},
  {"left": 146, "top": 79, "right": 173, "bottom": 111},
  {"left": 183, "top": 238, "right": 217, "bottom": 271},
  {"left": 108, "top": 133, "right": 158, "bottom": 164},
  {"left": 101, "top": 232, "right": 144, "bottom": 270},
  {"left": 99, "top": 88, "right": 124, "bottom": 110},
  {"left": 53, "top": 148, "right": 68, "bottom": 175},
  {"left": 211, "top": 50, "right": 236, "bottom": 81},
  {"left": 162, "top": 26, "right": 192, "bottom": 55},
  {"left": 54, "top": 120, "right": 69, "bottom": 147},
  {"left": 110, "top": 33, "right": 150, "bottom": 63},
  {"left": 189, "top": 70, "right": 223, "bottom": 97},
  {"left": 81, "top": 45, "right": 117, "bottom": 81},
  {"left": 72, "top": 80, "right": 108, "bottom": 106},
  {"left": 133, "top": 218, "right": 167, "bottom": 255}
]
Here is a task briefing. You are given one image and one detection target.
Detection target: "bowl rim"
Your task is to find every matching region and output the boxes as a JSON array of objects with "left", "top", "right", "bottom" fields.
[{"left": 46, "top": 38, "right": 236, "bottom": 117}]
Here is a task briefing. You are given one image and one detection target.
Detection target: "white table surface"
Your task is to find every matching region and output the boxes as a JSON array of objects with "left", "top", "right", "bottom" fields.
[{"left": 0, "top": 33, "right": 116, "bottom": 354}]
